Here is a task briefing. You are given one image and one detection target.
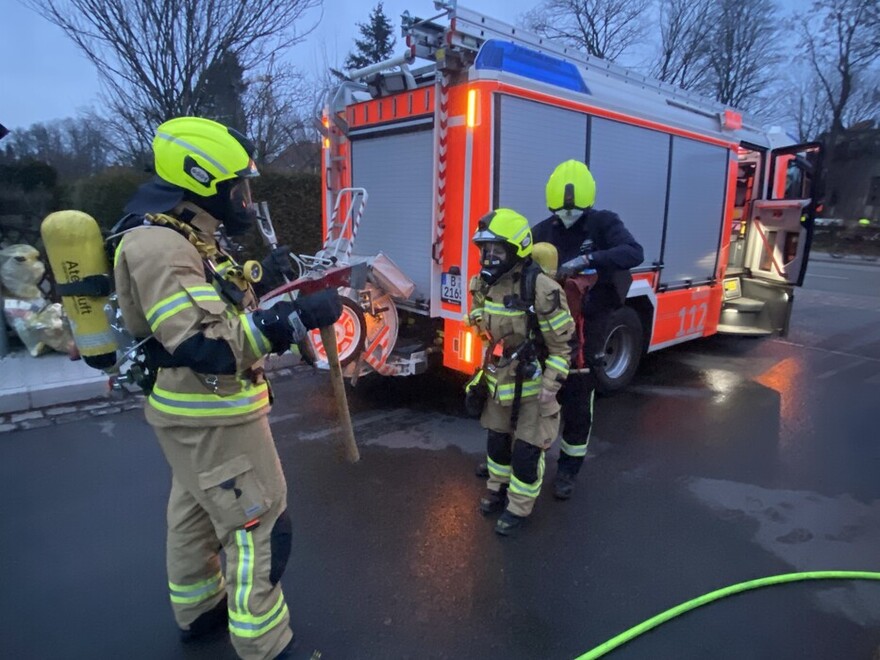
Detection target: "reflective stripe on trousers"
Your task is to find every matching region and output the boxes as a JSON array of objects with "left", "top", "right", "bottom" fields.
[
  {"left": 509, "top": 451, "right": 545, "bottom": 498},
  {"left": 169, "top": 572, "right": 225, "bottom": 605},
  {"left": 228, "top": 529, "right": 289, "bottom": 639},
  {"left": 560, "top": 387, "right": 595, "bottom": 458}
]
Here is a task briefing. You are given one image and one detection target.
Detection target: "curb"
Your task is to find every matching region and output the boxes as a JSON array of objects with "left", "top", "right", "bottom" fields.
[
  {"left": 0, "top": 352, "right": 306, "bottom": 432},
  {"left": 0, "top": 375, "right": 109, "bottom": 416},
  {"left": 809, "top": 252, "right": 880, "bottom": 266}
]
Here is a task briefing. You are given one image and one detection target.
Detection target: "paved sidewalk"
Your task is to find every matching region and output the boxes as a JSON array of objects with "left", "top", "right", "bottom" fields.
[
  {"left": 0, "top": 349, "right": 108, "bottom": 416},
  {"left": 0, "top": 347, "right": 302, "bottom": 427}
]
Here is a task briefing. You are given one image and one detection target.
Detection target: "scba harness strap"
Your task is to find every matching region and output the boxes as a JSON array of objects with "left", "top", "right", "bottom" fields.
[{"left": 500, "top": 260, "right": 558, "bottom": 430}]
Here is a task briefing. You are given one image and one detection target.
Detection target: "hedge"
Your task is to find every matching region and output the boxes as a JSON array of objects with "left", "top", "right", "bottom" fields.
[
  {"left": 64, "top": 166, "right": 152, "bottom": 230},
  {"left": 235, "top": 170, "right": 323, "bottom": 262}
]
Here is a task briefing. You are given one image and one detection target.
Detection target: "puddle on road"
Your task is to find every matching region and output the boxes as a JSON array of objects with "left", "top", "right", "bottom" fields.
[
  {"left": 688, "top": 477, "right": 880, "bottom": 626},
  {"left": 284, "top": 407, "right": 484, "bottom": 454},
  {"left": 361, "top": 413, "right": 482, "bottom": 453}
]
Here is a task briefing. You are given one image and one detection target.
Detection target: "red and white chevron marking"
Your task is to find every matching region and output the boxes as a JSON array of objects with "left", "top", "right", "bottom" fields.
[
  {"left": 434, "top": 74, "right": 449, "bottom": 265},
  {"left": 362, "top": 324, "right": 397, "bottom": 375},
  {"left": 344, "top": 191, "right": 366, "bottom": 261}
]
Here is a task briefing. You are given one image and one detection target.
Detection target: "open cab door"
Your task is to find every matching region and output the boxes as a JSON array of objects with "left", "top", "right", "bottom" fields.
[{"left": 719, "top": 142, "right": 822, "bottom": 336}]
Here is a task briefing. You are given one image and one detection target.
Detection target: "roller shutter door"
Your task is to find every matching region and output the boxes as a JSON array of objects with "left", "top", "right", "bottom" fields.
[
  {"left": 495, "top": 95, "right": 588, "bottom": 225},
  {"left": 350, "top": 129, "right": 434, "bottom": 303},
  {"left": 662, "top": 137, "right": 728, "bottom": 285}
]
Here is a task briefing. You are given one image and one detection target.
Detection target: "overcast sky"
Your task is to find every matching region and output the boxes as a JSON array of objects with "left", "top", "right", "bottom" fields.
[{"left": 2, "top": 0, "right": 800, "bottom": 131}]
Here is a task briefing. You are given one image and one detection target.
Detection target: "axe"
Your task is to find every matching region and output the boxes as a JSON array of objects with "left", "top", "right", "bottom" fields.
[{"left": 256, "top": 203, "right": 362, "bottom": 463}]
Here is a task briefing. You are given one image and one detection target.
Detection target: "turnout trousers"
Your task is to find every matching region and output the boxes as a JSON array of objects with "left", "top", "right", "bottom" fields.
[
  {"left": 481, "top": 396, "right": 560, "bottom": 517},
  {"left": 153, "top": 415, "right": 293, "bottom": 660},
  {"left": 557, "top": 371, "right": 595, "bottom": 476}
]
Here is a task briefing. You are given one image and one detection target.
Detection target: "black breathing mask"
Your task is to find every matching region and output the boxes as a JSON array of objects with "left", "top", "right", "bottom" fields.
[
  {"left": 194, "top": 178, "right": 258, "bottom": 236},
  {"left": 479, "top": 242, "right": 514, "bottom": 285}
]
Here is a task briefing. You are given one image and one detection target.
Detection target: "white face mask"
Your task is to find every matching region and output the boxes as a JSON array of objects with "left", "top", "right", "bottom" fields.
[{"left": 557, "top": 208, "right": 583, "bottom": 228}]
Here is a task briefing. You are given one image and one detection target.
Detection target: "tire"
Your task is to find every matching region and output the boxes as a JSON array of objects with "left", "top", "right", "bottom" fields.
[{"left": 593, "top": 306, "right": 643, "bottom": 395}]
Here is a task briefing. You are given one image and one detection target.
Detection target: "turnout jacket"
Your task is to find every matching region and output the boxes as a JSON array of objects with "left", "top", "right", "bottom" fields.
[
  {"left": 114, "top": 203, "right": 277, "bottom": 427},
  {"left": 468, "top": 262, "right": 575, "bottom": 406},
  {"left": 532, "top": 208, "right": 644, "bottom": 309}
]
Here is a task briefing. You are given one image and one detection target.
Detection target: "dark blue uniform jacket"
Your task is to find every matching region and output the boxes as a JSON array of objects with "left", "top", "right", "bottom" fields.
[{"left": 532, "top": 208, "right": 644, "bottom": 309}]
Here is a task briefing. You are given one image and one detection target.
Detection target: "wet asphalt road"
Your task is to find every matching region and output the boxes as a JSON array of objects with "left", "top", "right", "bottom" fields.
[{"left": 2, "top": 257, "right": 879, "bottom": 660}]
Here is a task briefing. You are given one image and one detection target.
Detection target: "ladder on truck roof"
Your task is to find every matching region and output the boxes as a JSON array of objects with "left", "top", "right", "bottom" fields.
[{"left": 400, "top": 2, "right": 756, "bottom": 129}]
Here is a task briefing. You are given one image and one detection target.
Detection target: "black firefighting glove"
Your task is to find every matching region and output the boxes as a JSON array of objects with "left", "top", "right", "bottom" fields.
[
  {"left": 557, "top": 254, "right": 592, "bottom": 279},
  {"left": 254, "top": 289, "right": 343, "bottom": 354},
  {"left": 254, "top": 246, "right": 295, "bottom": 297},
  {"left": 295, "top": 288, "right": 343, "bottom": 330},
  {"left": 253, "top": 301, "right": 303, "bottom": 355}
]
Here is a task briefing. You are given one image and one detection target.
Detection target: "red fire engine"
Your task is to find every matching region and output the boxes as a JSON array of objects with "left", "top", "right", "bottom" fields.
[{"left": 305, "top": 2, "right": 822, "bottom": 392}]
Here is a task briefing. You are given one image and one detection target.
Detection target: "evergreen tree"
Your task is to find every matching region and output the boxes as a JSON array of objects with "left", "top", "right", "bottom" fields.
[
  {"left": 200, "top": 52, "right": 248, "bottom": 133},
  {"left": 344, "top": 2, "right": 397, "bottom": 71}
]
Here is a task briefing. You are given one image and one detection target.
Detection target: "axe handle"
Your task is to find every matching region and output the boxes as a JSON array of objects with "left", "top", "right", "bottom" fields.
[{"left": 319, "top": 325, "right": 360, "bottom": 463}]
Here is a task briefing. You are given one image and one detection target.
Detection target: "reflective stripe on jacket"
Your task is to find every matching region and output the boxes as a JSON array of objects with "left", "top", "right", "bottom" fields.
[
  {"left": 114, "top": 204, "right": 274, "bottom": 427},
  {"left": 469, "top": 262, "right": 575, "bottom": 406}
]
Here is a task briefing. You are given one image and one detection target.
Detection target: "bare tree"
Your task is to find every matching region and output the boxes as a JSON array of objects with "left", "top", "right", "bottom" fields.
[
  {"left": 780, "top": 67, "right": 833, "bottom": 142},
  {"left": 0, "top": 116, "right": 111, "bottom": 180},
  {"left": 843, "top": 71, "right": 880, "bottom": 126},
  {"left": 650, "top": 0, "right": 714, "bottom": 90},
  {"left": 795, "top": 0, "right": 880, "bottom": 136},
  {"left": 523, "top": 0, "right": 651, "bottom": 61},
  {"left": 25, "top": 0, "right": 322, "bottom": 156},
  {"left": 703, "top": 0, "right": 782, "bottom": 111},
  {"left": 245, "top": 55, "right": 317, "bottom": 166}
]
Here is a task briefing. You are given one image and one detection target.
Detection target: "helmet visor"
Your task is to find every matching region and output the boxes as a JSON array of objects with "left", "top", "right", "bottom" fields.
[
  {"left": 480, "top": 242, "right": 509, "bottom": 267},
  {"left": 230, "top": 178, "right": 254, "bottom": 211},
  {"left": 223, "top": 178, "right": 258, "bottom": 236}
]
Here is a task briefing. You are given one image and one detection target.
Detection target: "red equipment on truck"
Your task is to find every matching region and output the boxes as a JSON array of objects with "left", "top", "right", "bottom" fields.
[{"left": 308, "top": 1, "right": 822, "bottom": 392}]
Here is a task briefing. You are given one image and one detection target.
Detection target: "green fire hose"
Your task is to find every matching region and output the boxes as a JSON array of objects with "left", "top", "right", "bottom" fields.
[{"left": 576, "top": 570, "right": 880, "bottom": 660}]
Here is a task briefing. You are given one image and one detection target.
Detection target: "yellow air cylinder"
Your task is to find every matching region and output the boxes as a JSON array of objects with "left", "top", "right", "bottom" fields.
[
  {"left": 40, "top": 210, "right": 118, "bottom": 371},
  {"left": 533, "top": 242, "right": 559, "bottom": 278}
]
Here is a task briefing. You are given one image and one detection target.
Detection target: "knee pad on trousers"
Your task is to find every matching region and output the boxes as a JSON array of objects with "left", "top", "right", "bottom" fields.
[
  {"left": 487, "top": 430, "right": 512, "bottom": 463},
  {"left": 269, "top": 510, "right": 292, "bottom": 585},
  {"left": 511, "top": 440, "right": 542, "bottom": 484}
]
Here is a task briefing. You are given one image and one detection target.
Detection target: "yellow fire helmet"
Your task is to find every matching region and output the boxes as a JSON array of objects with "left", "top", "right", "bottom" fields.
[
  {"left": 472, "top": 208, "right": 533, "bottom": 259},
  {"left": 153, "top": 116, "right": 259, "bottom": 198},
  {"left": 472, "top": 208, "right": 533, "bottom": 284},
  {"left": 545, "top": 159, "right": 596, "bottom": 212}
]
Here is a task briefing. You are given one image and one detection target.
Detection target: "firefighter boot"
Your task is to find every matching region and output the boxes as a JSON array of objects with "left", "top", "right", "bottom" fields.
[
  {"left": 180, "top": 596, "right": 228, "bottom": 643},
  {"left": 553, "top": 470, "right": 576, "bottom": 500},
  {"left": 494, "top": 510, "right": 526, "bottom": 536},
  {"left": 479, "top": 485, "right": 508, "bottom": 515}
]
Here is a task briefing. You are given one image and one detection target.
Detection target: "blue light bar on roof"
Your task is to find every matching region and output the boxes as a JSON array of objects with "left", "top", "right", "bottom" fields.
[{"left": 474, "top": 40, "right": 590, "bottom": 95}]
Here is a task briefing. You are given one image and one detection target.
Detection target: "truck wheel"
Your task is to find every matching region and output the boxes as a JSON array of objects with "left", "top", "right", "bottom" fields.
[
  {"left": 594, "top": 306, "right": 643, "bottom": 395},
  {"left": 307, "top": 295, "right": 366, "bottom": 368}
]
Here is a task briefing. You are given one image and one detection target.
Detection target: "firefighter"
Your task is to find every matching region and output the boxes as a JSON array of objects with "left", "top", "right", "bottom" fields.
[
  {"left": 466, "top": 209, "right": 575, "bottom": 536},
  {"left": 114, "top": 117, "right": 342, "bottom": 659},
  {"left": 533, "top": 159, "right": 644, "bottom": 499}
]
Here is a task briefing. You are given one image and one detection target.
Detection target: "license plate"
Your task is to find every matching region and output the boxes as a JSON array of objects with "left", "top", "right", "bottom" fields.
[{"left": 441, "top": 272, "right": 461, "bottom": 305}]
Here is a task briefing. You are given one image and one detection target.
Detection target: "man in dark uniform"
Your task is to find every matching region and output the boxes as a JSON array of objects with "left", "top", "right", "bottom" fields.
[{"left": 532, "top": 159, "right": 644, "bottom": 499}]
